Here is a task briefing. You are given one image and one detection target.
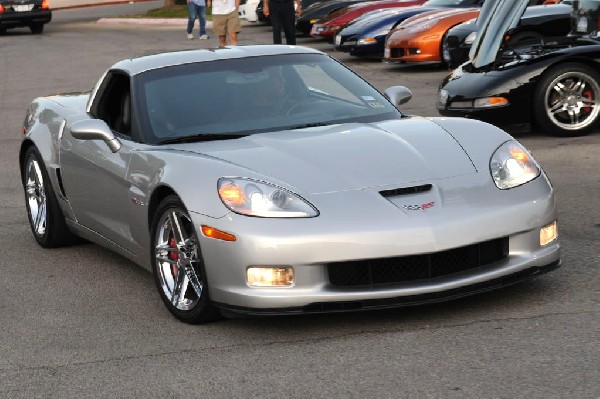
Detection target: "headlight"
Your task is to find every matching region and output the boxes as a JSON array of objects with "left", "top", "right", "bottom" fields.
[
  {"left": 490, "top": 141, "right": 540, "bottom": 190},
  {"left": 357, "top": 37, "right": 377, "bottom": 45},
  {"left": 218, "top": 178, "right": 319, "bottom": 218},
  {"left": 409, "top": 18, "right": 439, "bottom": 33},
  {"left": 464, "top": 31, "right": 477, "bottom": 45}
]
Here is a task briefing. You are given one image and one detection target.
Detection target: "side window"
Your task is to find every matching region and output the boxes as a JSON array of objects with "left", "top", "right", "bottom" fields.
[{"left": 91, "top": 72, "right": 132, "bottom": 136}]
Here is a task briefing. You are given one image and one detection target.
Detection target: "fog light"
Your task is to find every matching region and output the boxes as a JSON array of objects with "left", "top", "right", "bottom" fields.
[
  {"left": 247, "top": 267, "right": 294, "bottom": 287},
  {"left": 540, "top": 221, "right": 558, "bottom": 246}
]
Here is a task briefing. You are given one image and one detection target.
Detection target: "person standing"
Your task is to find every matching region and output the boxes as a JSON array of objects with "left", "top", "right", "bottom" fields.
[
  {"left": 187, "top": 0, "right": 209, "bottom": 40},
  {"left": 208, "top": 0, "right": 241, "bottom": 46},
  {"left": 263, "top": 0, "right": 301, "bottom": 45}
]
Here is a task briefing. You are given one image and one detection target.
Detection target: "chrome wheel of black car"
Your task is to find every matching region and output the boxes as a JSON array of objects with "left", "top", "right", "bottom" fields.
[
  {"left": 534, "top": 63, "right": 600, "bottom": 136},
  {"left": 151, "top": 195, "right": 220, "bottom": 323},
  {"left": 22, "top": 146, "right": 72, "bottom": 248}
]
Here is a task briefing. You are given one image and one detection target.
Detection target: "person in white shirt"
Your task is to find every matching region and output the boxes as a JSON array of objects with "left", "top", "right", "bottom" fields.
[{"left": 208, "top": 0, "right": 241, "bottom": 46}]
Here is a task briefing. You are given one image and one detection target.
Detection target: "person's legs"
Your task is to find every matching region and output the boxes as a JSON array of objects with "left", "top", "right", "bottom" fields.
[
  {"left": 187, "top": 2, "right": 197, "bottom": 37},
  {"left": 270, "top": 2, "right": 283, "bottom": 44},
  {"left": 198, "top": 5, "right": 207, "bottom": 37},
  {"left": 281, "top": 2, "right": 295, "bottom": 45},
  {"left": 226, "top": 11, "right": 241, "bottom": 45},
  {"left": 213, "top": 13, "right": 227, "bottom": 45}
]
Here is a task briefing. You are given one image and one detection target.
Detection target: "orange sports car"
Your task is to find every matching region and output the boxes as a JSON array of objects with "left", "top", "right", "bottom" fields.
[{"left": 384, "top": 7, "right": 480, "bottom": 64}]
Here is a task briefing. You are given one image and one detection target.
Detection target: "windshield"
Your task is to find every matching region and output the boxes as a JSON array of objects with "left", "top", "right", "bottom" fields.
[{"left": 135, "top": 53, "right": 401, "bottom": 144}]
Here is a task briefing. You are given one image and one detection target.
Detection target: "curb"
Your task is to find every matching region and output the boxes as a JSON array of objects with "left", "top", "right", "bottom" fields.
[{"left": 53, "top": 0, "right": 157, "bottom": 11}]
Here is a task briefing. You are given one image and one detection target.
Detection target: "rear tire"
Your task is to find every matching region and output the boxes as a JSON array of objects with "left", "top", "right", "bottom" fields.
[
  {"left": 151, "top": 195, "right": 221, "bottom": 324},
  {"left": 22, "top": 146, "right": 73, "bottom": 248},
  {"left": 30, "top": 24, "right": 44, "bottom": 34},
  {"left": 532, "top": 63, "right": 600, "bottom": 137}
]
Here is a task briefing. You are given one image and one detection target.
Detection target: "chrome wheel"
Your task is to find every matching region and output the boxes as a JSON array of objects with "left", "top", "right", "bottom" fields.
[
  {"left": 154, "top": 209, "right": 204, "bottom": 311},
  {"left": 544, "top": 71, "right": 600, "bottom": 132},
  {"left": 25, "top": 157, "right": 47, "bottom": 237}
]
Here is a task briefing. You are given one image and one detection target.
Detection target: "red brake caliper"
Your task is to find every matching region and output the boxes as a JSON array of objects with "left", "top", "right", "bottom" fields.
[
  {"left": 169, "top": 236, "right": 179, "bottom": 276},
  {"left": 583, "top": 90, "right": 593, "bottom": 114}
]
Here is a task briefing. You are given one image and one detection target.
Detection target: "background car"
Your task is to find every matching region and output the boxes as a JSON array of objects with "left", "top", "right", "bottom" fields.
[
  {"left": 0, "top": 0, "right": 51, "bottom": 34},
  {"left": 443, "top": 1, "right": 572, "bottom": 68},
  {"left": 384, "top": 6, "right": 481, "bottom": 65},
  {"left": 310, "top": 0, "right": 426, "bottom": 40},
  {"left": 296, "top": 0, "right": 365, "bottom": 35},
  {"left": 334, "top": 6, "right": 437, "bottom": 57},
  {"left": 20, "top": 45, "right": 560, "bottom": 324},
  {"left": 255, "top": 0, "right": 325, "bottom": 24},
  {"left": 239, "top": 0, "right": 261, "bottom": 22},
  {"left": 334, "top": 0, "right": 485, "bottom": 58},
  {"left": 438, "top": 0, "right": 600, "bottom": 136}
]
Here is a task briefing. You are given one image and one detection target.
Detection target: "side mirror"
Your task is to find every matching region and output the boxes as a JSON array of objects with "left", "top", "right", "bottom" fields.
[
  {"left": 70, "top": 119, "right": 121, "bottom": 153},
  {"left": 384, "top": 86, "right": 412, "bottom": 108}
]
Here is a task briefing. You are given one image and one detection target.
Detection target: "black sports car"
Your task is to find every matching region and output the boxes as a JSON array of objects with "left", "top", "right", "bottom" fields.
[
  {"left": 437, "top": 0, "right": 600, "bottom": 137},
  {"left": 0, "top": 0, "right": 51, "bottom": 34},
  {"left": 443, "top": 2, "right": 572, "bottom": 69}
]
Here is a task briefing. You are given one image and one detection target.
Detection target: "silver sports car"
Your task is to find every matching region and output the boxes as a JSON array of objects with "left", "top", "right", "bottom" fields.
[{"left": 20, "top": 45, "right": 560, "bottom": 323}]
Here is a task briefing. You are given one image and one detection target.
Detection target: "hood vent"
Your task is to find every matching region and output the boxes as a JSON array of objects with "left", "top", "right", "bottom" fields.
[{"left": 380, "top": 184, "right": 432, "bottom": 198}]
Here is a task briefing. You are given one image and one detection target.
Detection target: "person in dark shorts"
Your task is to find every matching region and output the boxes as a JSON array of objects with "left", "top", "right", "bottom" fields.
[{"left": 263, "top": 0, "right": 301, "bottom": 45}]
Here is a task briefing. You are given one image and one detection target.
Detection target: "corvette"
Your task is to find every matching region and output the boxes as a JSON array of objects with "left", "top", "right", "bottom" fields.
[
  {"left": 438, "top": 0, "right": 600, "bottom": 136},
  {"left": 20, "top": 45, "right": 560, "bottom": 323}
]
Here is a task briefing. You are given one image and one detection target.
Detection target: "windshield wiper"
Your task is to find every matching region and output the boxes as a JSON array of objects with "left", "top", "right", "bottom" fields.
[
  {"left": 157, "top": 133, "right": 247, "bottom": 145},
  {"left": 288, "top": 122, "right": 332, "bottom": 130}
]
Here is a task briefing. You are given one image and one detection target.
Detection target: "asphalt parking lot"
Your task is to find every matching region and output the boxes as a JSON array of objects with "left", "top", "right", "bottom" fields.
[{"left": 0, "top": 5, "right": 599, "bottom": 398}]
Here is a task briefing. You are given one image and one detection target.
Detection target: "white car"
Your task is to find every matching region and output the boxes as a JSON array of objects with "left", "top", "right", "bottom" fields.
[{"left": 239, "top": 0, "right": 261, "bottom": 22}]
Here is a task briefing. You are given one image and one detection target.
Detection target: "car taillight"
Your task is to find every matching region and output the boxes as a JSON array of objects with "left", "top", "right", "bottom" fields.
[
  {"left": 0, "top": 4, "right": 4, "bottom": 12},
  {"left": 41, "top": 0, "right": 49, "bottom": 9}
]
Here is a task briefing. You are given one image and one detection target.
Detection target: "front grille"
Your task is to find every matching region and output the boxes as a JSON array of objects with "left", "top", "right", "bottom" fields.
[
  {"left": 327, "top": 237, "right": 508, "bottom": 287},
  {"left": 390, "top": 48, "right": 405, "bottom": 58}
]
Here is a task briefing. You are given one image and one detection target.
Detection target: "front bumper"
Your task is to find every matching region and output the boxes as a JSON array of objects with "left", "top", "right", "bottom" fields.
[
  {"left": 384, "top": 35, "right": 441, "bottom": 63},
  {"left": 217, "top": 260, "right": 561, "bottom": 315},
  {"left": 335, "top": 34, "right": 384, "bottom": 56},
  {"left": 191, "top": 173, "right": 560, "bottom": 312}
]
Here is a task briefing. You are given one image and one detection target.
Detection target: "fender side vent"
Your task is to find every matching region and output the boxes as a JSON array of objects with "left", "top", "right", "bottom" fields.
[
  {"left": 55, "top": 168, "right": 68, "bottom": 199},
  {"left": 380, "top": 184, "right": 432, "bottom": 198}
]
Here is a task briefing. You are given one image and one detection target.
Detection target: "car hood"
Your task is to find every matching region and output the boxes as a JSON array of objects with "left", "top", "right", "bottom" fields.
[
  {"left": 399, "top": 7, "right": 478, "bottom": 29},
  {"left": 469, "top": 0, "right": 530, "bottom": 68},
  {"left": 173, "top": 118, "right": 477, "bottom": 194},
  {"left": 342, "top": 6, "right": 434, "bottom": 34}
]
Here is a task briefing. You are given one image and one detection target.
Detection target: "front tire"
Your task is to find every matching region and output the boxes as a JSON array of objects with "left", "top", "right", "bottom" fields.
[
  {"left": 22, "top": 146, "right": 73, "bottom": 247},
  {"left": 533, "top": 63, "right": 600, "bottom": 137},
  {"left": 151, "top": 195, "right": 221, "bottom": 324}
]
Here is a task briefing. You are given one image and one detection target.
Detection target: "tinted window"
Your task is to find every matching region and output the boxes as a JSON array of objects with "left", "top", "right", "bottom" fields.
[{"left": 134, "top": 54, "right": 401, "bottom": 145}]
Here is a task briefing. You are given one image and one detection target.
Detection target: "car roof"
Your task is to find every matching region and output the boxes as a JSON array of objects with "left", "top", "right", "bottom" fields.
[{"left": 110, "top": 45, "right": 324, "bottom": 76}]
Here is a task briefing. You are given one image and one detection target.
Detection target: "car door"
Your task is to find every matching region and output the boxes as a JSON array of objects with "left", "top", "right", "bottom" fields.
[{"left": 59, "top": 71, "right": 139, "bottom": 254}]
